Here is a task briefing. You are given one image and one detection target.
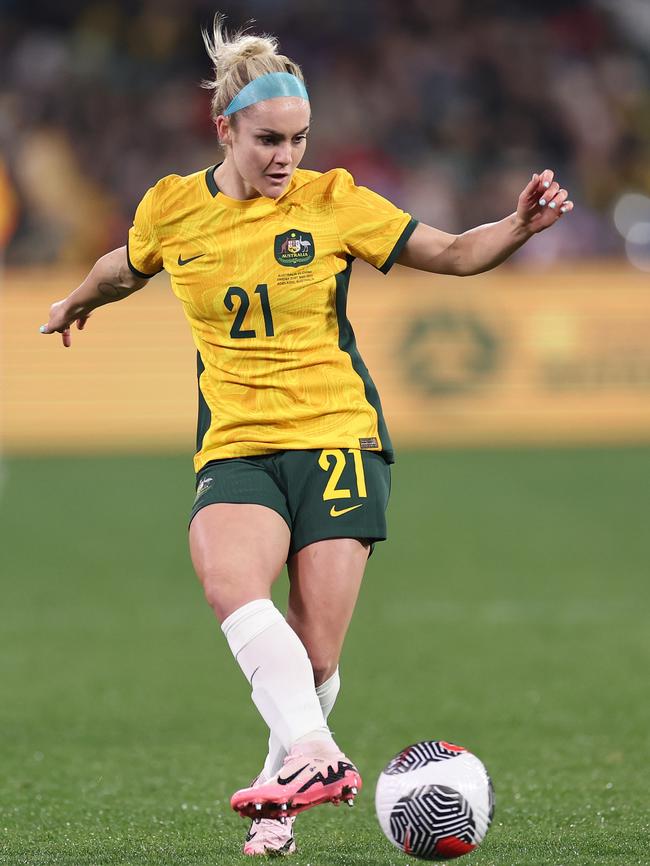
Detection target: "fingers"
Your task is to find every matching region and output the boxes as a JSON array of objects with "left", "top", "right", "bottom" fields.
[
  {"left": 519, "top": 168, "right": 573, "bottom": 232},
  {"left": 39, "top": 313, "right": 88, "bottom": 346},
  {"left": 532, "top": 169, "right": 574, "bottom": 215},
  {"left": 547, "top": 188, "right": 567, "bottom": 212},
  {"left": 539, "top": 181, "right": 559, "bottom": 207},
  {"left": 523, "top": 174, "right": 541, "bottom": 201},
  {"left": 539, "top": 169, "right": 555, "bottom": 190},
  {"left": 548, "top": 187, "right": 574, "bottom": 214},
  {"left": 524, "top": 169, "right": 556, "bottom": 201},
  {"left": 539, "top": 184, "right": 573, "bottom": 215},
  {"left": 528, "top": 168, "right": 555, "bottom": 199}
]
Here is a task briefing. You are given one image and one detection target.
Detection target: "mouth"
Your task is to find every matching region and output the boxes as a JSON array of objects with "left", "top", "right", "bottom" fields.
[{"left": 266, "top": 173, "right": 289, "bottom": 183}]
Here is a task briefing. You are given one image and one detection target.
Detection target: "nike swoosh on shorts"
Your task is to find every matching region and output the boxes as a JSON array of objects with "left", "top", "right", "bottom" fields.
[{"left": 329, "top": 504, "right": 363, "bottom": 518}]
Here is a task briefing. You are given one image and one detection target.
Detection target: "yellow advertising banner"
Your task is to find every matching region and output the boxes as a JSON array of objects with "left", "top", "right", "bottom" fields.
[{"left": 2, "top": 261, "right": 650, "bottom": 453}]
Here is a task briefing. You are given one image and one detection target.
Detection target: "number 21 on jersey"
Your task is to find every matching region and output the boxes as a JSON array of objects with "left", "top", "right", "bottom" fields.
[{"left": 224, "top": 284, "right": 275, "bottom": 339}]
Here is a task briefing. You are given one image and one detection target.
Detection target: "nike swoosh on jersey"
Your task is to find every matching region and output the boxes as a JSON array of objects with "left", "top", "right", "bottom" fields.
[
  {"left": 177, "top": 253, "right": 205, "bottom": 266},
  {"left": 329, "top": 504, "right": 364, "bottom": 518},
  {"left": 277, "top": 763, "right": 310, "bottom": 785}
]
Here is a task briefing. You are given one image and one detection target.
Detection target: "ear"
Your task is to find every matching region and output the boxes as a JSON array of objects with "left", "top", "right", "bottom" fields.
[{"left": 214, "top": 115, "right": 232, "bottom": 146}]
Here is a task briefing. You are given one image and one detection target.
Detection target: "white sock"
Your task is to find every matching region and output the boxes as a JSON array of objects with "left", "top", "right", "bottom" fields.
[
  {"left": 316, "top": 667, "right": 341, "bottom": 721},
  {"left": 261, "top": 667, "right": 341, "bottom": 780},
  {"left": 221, "top": 599, "right": 333, "bottom": 756}
]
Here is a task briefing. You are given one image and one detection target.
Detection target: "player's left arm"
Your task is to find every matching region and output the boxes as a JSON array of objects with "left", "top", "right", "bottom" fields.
[
  {"left": 40, "top": 246, "right": 149, "bottom": 347},
  {"left": 398, "top": 169, "right": 573, "bottom": 276}
]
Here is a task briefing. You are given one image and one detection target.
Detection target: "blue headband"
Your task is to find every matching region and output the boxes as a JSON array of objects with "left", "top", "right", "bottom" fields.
[{"left": 223, "top": 72, "right": 309, "bottom": 116}]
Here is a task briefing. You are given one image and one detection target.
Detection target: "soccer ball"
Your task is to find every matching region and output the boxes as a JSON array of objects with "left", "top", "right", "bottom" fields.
[{"left": 375, "top": 741, "right": 495, "bottom": 861}]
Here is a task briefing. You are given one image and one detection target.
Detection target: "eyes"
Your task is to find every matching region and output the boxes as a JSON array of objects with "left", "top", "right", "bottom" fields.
[{"left": 258, "top": 134, "right": 308, "bottom": 146}]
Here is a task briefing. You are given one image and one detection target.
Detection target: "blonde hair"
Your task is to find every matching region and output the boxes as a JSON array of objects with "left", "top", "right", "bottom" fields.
[{"left": 201, "top": 14, "right": 305, "bottom": 122}]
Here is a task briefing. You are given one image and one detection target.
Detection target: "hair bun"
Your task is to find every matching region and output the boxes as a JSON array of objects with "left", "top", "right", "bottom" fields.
[
  {"left": 215, "top": 34, "right": 279, "bottom": 74},
  {"left": 228, "top": 36, "right": 277, "bottom": 62},
  {"left": 201, "top": 14, "right": 304, "bottom": 121}
]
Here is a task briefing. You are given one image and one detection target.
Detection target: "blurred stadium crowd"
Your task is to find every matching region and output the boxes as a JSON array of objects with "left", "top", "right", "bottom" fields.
[{"left": 1, "top": 0, "right": 649, "bottom": 266}]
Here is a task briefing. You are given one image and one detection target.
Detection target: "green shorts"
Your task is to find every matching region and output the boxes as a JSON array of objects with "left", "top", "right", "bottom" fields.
[{"left": 190, "top": 449, "right": 391, "bottom": 557}]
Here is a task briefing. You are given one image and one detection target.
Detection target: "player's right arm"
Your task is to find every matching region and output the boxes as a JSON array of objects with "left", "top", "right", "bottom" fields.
[{"left": 40, "top": 246, "right": 149, "bottom": 347}]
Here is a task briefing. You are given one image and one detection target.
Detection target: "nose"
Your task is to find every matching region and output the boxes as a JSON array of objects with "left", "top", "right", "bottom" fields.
[{"left": 273, "top": 142, "right": 292, "bottom": 166}]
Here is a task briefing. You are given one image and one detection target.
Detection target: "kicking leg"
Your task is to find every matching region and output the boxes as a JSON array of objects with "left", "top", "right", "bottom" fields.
[
  {"left": 190, "top": 505, "right": 339, "bottom": 814},
  {"left": 258, "top": 536, "right": 367, "bottom": 779},
  {"left": 241, "top": 538, "right": 369, "bottom": 827},
  {"left": 232, "top": 537, "right": 369, "bottom": 820}
]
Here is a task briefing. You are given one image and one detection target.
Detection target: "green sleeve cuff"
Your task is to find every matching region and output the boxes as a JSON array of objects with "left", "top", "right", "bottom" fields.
[
  {"left": 379, "top": 217, "right": 419, "bottom": 274},
  {"left": 126, "top": 240, "right": 161, "bottom": 279}
]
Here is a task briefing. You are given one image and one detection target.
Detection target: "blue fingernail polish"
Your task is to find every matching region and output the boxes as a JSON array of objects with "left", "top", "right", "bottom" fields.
[
  {"left": 544, "top": 181, "right": 550, "bottom": 188},
  {"left": 39, "top": 325, "right": 46, "bottom": 333},
  {"left": 539, "top": 198, "right": 546, "bottom": 206},
  {"left": 549, "top": 202, "right": 556, "bottom": 209}
]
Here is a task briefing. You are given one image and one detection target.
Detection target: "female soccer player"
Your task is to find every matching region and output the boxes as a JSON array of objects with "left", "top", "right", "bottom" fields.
[{"left": 41, "top": 15, "right": 573, "bottom": 857}]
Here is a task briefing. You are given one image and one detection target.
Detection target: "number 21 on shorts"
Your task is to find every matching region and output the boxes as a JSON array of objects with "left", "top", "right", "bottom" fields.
[{"left": 318, "top": 449, "right": 367, "bottom": 503}]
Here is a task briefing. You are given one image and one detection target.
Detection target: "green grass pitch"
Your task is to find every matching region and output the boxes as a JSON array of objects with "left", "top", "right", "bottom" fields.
[{"left": 1, "top": 447, "right": 649, "bottom": 865}]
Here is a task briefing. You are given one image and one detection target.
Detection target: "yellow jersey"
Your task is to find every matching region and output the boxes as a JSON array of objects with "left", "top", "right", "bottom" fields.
[{"left": 128, "top": 165, "right": 417, "bottom": 472}]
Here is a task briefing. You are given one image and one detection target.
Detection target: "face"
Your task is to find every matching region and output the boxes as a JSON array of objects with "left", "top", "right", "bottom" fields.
[{"left": 219, "top": 97, "right": 310, "bottom": 199}]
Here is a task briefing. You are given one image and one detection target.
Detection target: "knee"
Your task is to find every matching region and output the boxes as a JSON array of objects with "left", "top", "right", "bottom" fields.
[
  {"left": 198, "top": 567, "right": 231, "bottom": 620},
  {"left": 287, "top": 620, "right": 339, "bottom": 686},
  {"left": 308, "top": 655, "right": 339, "bottom": 687},
  {"left": 194, "top": 558, "right": 246, "bottom": 622},
  {"left": 197, "top": 565, "right": 274, "bottom": 624},
  {"left": 199, "top": 570, "right": 222, "bottom": 612},
  {"left": 190, "top": 534, "right": 251, "bottom": 620}
]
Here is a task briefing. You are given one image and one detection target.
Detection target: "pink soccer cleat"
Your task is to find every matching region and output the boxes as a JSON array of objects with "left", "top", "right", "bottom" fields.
[
  {"left": 231, "top": 740, "right": 362, "bottom": 820},
  {"left": 243, "top": 815, "right": 296, "bottom": 856}
]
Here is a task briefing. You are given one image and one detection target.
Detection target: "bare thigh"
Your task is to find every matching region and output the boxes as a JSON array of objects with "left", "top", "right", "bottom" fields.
[
  {"left": 286, "top": 538, "right": 370, "bottom": 686},
  {"left": 189, "top": 503, "right": 291, "bottom": 623}
]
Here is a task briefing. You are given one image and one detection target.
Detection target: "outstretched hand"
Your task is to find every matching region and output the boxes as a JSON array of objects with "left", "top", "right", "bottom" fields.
[
  {"left": 40, "top": 300, "right": 90, "bottom": 348},
  {"left": 517, "top": 169, "right": 573, "bottom": 234}
]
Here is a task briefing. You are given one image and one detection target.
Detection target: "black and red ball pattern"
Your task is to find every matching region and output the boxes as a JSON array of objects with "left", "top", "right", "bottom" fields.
[
  {"left": 389, "top": 784, "right": 477, "bottom": 861},
  {"left": 385, "top": 741, "right": 467, "bottom": 776}
]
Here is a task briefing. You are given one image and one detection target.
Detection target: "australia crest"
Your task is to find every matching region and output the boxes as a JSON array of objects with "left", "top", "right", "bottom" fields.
[{"left": 274, "top": 229, "right": 315, "bottom": 268}]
